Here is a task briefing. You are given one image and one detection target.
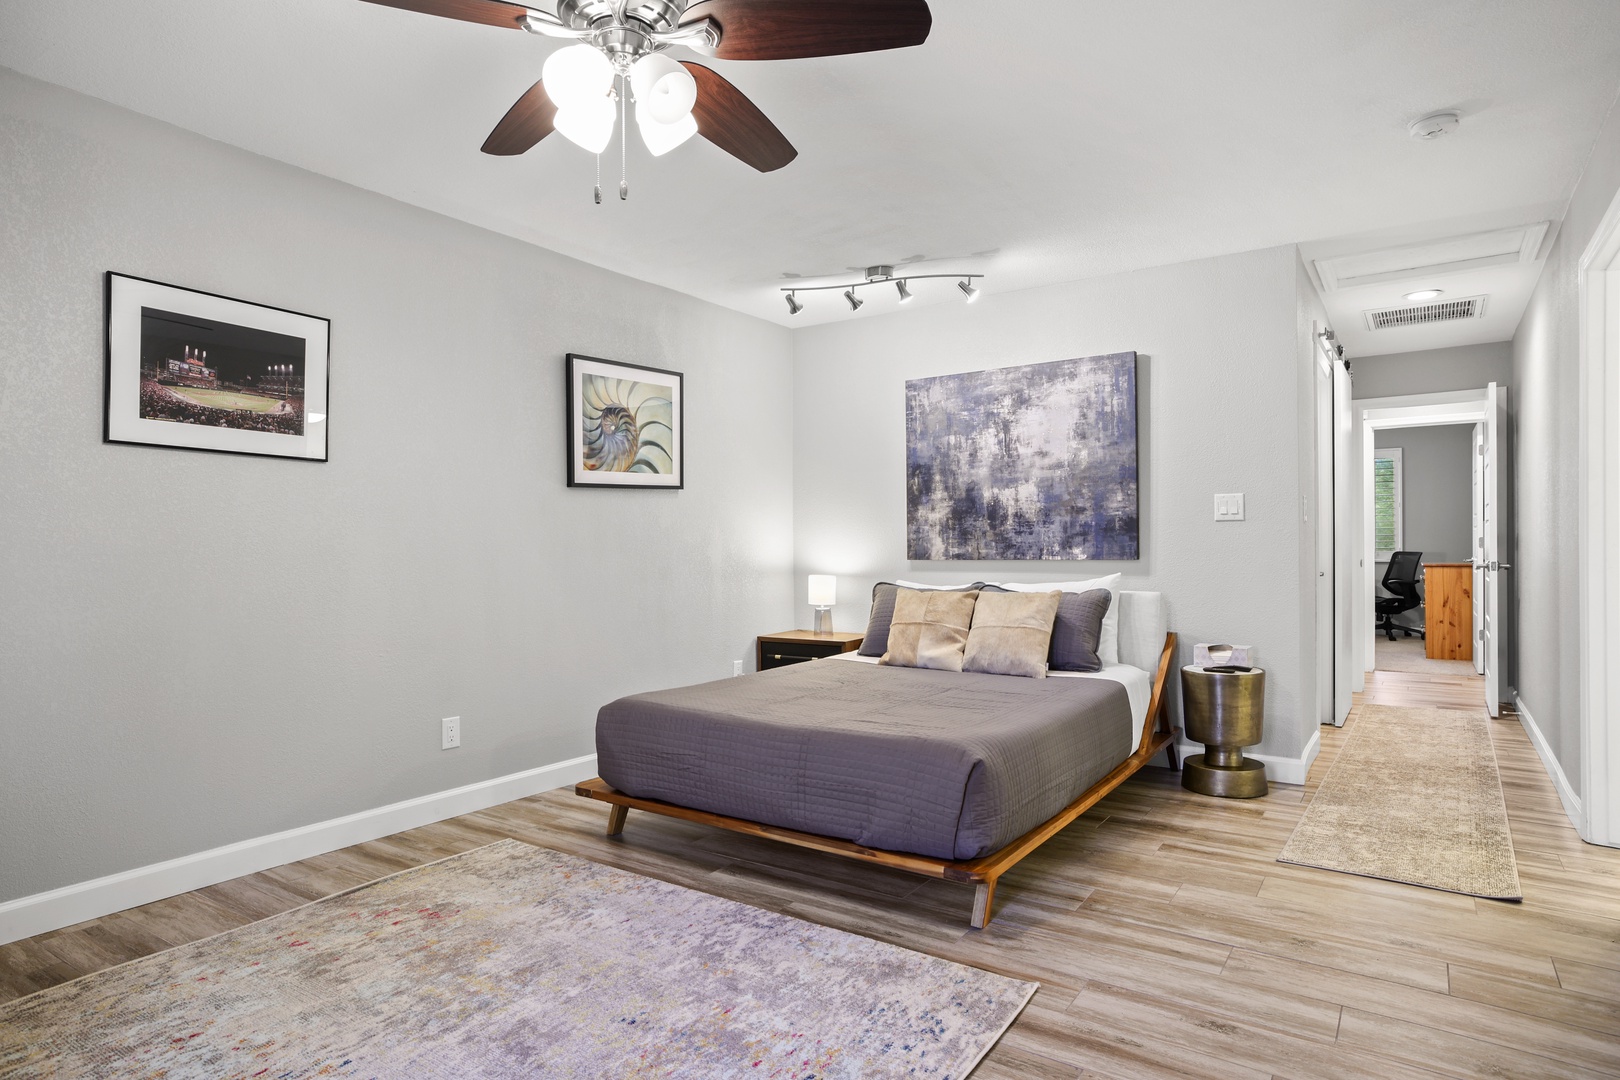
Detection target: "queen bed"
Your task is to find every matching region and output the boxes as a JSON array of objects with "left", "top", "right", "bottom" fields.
[{"left": 577, "top": 590, "right": 1177, "bottom": 927}]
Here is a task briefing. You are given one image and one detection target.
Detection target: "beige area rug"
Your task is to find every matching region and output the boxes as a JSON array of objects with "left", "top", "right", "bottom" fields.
[
  {"left": 0, "top": 840, "right": 1035, "bottom": 1078},
  {"left": 1375, "top": 635, "right": 1478, "bottom": 676},
  {"left": 1279, "top": 705, "right": 1522, "bottom": 899}
]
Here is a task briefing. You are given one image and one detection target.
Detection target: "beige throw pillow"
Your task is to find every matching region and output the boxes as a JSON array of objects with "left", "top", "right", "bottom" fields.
[
  {"left": 880, "top": 588, "right": 980, "bottom": 672},
  {"left": 963, "top": 590, "right": 1062, "bottom": 678}
]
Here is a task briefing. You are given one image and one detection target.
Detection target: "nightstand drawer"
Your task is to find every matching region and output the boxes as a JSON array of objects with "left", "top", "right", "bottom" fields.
[
  {"left": 759, "top": 650, "right": 820, "bottom": 670},
  {"left": 771, "top": 640, "right": 845, "bottom": 660}
]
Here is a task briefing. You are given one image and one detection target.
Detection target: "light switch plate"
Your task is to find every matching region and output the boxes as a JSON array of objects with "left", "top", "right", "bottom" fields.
[{"left": 1215, "top": 493, "right": 1246, "bottom": 521}]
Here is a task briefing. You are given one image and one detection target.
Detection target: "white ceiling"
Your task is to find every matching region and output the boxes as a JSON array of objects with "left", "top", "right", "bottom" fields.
[
  {"left": 3, "top": 0, "right": 1619, "bottom": 334},
  {"left": 1299, "top": 206, "right": 1564, "bottom": 357}
]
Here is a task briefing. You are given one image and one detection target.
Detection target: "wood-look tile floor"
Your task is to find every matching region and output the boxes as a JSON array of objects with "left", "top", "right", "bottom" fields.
[{"left": 4, "top": 670, "right": 1618, "bottom": 1079}]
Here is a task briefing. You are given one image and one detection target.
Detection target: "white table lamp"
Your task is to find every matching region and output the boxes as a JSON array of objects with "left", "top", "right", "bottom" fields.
[{"left": 808, "top": 575, "right": 836, "bottom": 634}]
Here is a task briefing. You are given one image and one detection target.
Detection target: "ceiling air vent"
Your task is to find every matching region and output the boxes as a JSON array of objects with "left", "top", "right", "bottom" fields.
[{"left": 1364, "top": 295, "right": 1487, "bottom": 331}]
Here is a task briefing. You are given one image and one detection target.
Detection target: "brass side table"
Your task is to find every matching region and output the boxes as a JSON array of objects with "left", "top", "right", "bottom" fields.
[{"left": 1180, "top": 666, "right": 1267, "bottom": 798}]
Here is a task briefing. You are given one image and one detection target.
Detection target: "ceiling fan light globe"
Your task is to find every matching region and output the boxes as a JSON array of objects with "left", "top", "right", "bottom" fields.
[
  {"left": 555, "top": 98, "right": 617, "bottom": 154},
  {"left": 636, "top": 106, "right": 698, "bottom": 156},
  {"left": 543, "top": 43, "right": 614, "bottom": 112},
  {"left": 630, "top": 54, "right": 698, "bottom": 124},
  {"left": 648, "top": 73, "right": 697, "bottom": 124}
]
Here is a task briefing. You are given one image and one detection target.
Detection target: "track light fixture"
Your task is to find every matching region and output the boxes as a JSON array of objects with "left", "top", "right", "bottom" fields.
[{"left": 779, "top": 266, "right": 984, "bottom": 316}]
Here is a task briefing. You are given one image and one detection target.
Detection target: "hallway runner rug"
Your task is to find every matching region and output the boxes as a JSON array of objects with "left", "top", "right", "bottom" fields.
[
  {"left": 1278, "top": 704, "right": 1522, "bottom": 899},
  {"left": 0, "top": 839, "right": 1035, "bottom": 1078}
]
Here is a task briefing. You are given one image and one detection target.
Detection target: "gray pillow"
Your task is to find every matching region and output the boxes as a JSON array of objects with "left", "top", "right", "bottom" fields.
[
  {"left": 859, "top": 581, "right": 984, "bottom": 656},
  {"left": 1049, "top": 588, "right": 1112, "bottom": 672}
]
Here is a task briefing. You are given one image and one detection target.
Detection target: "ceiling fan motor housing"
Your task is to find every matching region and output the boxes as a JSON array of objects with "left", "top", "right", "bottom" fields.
[{"left": 539, "top": 0, "right": 719, "bottom": 69}]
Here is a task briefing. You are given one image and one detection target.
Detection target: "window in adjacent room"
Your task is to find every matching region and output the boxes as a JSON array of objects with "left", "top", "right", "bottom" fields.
[{"left": 1374, "top": 447, "right": 1403, "bottom": 558}]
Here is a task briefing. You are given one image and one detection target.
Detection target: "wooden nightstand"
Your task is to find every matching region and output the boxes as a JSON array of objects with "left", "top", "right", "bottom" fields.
[{"left": 756, "top": 630, "right": 864, "bottom": 671}]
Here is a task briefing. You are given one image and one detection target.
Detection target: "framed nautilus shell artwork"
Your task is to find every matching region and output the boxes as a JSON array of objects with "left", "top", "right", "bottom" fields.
[
  {"left": 566, "top": 354, "right": 683, "bottom": 489},
  {"left": 905, "top": 351, "right": 1139, "bottom": 560}
]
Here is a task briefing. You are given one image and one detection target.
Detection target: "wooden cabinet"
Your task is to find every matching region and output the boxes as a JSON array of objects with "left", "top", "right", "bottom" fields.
[
  {"left": 756, "top": 631, "right": 864, "bottom": 671},
  {"left": 1424, "top": 563, "right": 1473, "bottom": 661}
]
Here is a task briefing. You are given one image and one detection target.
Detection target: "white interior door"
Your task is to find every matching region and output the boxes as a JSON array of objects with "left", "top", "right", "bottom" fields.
[
  {"left": 1333, "top": 354, "right": 1353, "bottom": 723},
  {"left": 1472, "top": 423, "right": 1486, "bottom": 676},
  {"left": 1483, "top": 383, "right": 1509, "bottom": 715},
  {"left": 1314, "top": 342, "right": 1334, "bottom": 726}
]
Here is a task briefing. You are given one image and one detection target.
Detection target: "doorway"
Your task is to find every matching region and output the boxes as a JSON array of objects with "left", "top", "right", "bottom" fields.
[
  {"left": 1351, "top": 387, "right": 1509, "bottom": 718},
  {"left": 1367, "top": 422, "right": 1481, "bottom": 679}
]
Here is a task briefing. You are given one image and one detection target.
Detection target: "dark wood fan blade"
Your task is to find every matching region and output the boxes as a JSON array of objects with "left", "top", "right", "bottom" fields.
[
  {"left": 482, "top": 80, "right": 557, "bottom": 155},
  {"left": 679, "top": 0, "right": 930, "bottom": 61},
  {"left": 681, "top": 62, "right": 797, "bottom": 172},
  {"left": 357, "top": 0, "right": 532, "bottom": 30}
]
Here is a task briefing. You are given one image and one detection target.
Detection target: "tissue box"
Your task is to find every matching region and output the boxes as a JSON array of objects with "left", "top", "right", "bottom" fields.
[{"left": 1194, "top": 643, "right": 1254, "bottom": 669}]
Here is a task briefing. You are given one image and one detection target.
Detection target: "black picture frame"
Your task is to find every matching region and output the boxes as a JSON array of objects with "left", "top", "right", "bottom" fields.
[
  {"left": 566, "top": 353, "right": 684, "bottom": 489},
  {"left": 104, "top": 272, "right": 331, "bottom": 462}
]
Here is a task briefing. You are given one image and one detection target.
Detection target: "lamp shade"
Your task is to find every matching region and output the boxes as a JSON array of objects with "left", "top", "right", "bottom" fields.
[
  {"left": 554, "top": 97, "right": 617, "bottom": 154},
  {"left": 543, "top": 44, "right": 614, "bottom": 112},
  {"left": 807, "top": 575, "right": 837, "bottom": 607},
  {"left": 630, "top": 53, "right": 698, "bottom": 124},
  {"left": 636, "top": 102, "right": 698, "bottom": 156}
]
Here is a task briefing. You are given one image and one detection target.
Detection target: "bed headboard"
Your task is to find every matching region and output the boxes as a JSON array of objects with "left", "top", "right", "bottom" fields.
[{"left": 1117, "top": 591, "right": 1168, "bottom": 672}]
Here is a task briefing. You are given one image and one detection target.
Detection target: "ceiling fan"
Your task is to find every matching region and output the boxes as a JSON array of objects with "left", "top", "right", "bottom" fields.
[{"left": 359, "top": 0, "right": 932, "bottom": 187}]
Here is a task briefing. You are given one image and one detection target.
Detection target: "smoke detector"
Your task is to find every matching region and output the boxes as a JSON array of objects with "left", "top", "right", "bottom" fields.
[{"left": 1409, "top": 112, "right": 1460, "bottom": 140}]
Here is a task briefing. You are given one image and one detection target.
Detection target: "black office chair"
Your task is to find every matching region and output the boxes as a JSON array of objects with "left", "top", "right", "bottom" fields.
[{"left": 1377, "top": 550, "right": 1426, "bottom": 641}]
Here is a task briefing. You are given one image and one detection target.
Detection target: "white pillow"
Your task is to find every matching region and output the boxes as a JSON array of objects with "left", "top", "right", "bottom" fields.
[
  {"left": 995, "top": 573, "right": 1123, "bottom": 666},
  {"left": 894, "top": 579, "right": 981, "bottom": 590}
]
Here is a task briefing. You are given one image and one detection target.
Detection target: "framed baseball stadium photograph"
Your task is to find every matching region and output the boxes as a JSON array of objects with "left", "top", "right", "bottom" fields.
[
  {"left": 104, "top": 272, "right": 330, "bottom": 461},
  {"left": 566, "top": 354, "right": 682, "bottom": 489}
]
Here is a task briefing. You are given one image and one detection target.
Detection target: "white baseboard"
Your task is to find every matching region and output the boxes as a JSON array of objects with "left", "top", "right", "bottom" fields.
[
  {"left": 1514, "top": 694, "right": 1585, "bottom": 835},
  {"left": 1169, "top": 728, "right": 1321, "bottom": 786},
  {"left": 0, "top": 753, "right": 599, "bottom": 947}
]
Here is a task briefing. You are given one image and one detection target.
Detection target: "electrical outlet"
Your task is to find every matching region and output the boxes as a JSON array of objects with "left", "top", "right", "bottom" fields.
[
  {"left": 733, "top": 660, "right": 744, "bottom": 677},
  {"left": 441, "top": 716, "right": 461, "bottom": 750},
  {"left": 1214, "top": 493, "right": 1246, "bottom": 521}
]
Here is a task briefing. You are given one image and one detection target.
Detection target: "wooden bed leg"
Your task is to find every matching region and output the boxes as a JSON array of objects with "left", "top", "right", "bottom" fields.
[
  {"left": 970, "top": 879, "right": 997, "bottom": 929},
  {"left": 606, "top": 804, "right": 628, "bottom": 837}
]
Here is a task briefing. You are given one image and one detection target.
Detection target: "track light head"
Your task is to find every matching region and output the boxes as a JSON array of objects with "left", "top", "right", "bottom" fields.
[
  {"left": 785, "top": 291, "right": 803, "bottom": 315},
  {"left": 895, "top": 279, "right": 914, "bottom": 303},
  {"left": 958, "top": 279, "right": 980, "bottom": 303},
  {"left": 844, "top": 288, "right": 864, "bottom": 312}
]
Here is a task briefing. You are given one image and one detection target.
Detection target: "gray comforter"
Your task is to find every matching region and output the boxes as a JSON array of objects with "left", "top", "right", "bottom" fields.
[{"left": 596, "top": 658, "right": 1133, "bottom": 861}]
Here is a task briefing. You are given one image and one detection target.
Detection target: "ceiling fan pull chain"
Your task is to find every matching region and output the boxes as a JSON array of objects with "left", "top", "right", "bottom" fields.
[
  {"left": 619, "top": 78, "right": 629, "bottom": 201},
  {"left": 594, "top": 153, "right": 602, "bottom": 205}
]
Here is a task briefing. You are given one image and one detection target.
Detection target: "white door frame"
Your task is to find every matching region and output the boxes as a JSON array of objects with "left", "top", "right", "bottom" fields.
[
  {"left": 1352, "top": 389, "right": 1493, "bottom": 688},
  {"left": 1578, "top": 184, "right": 1620, "bottom": 848}
]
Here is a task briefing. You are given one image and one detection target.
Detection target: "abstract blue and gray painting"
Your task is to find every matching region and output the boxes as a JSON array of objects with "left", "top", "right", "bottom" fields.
[{"left": 906, "top": 352, "right": 1139, "bottom": 561}]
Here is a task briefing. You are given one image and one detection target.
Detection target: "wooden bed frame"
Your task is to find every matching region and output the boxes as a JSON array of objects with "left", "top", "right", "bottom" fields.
[{"left": 576, "top": 632, "right": 1179, "bottom": 929}]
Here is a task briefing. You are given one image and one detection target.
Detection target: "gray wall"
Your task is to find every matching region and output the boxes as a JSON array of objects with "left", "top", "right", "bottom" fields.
[
  {"left": 1511, "top": 93, "right": 1620, "bottom": 795},
  {"left": 791, "top": 246, "right": 1318, "bottom": 767},
  {"left": 0, "top": 69, "right": 796, "bottom": 902},
  {"left": 1351, "top": 342, "right": 1512, "bottom": 400}
]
